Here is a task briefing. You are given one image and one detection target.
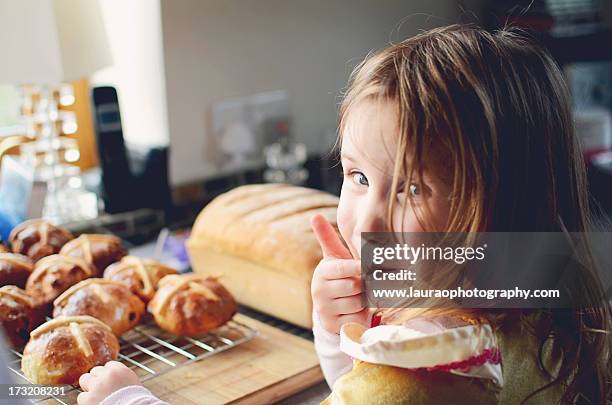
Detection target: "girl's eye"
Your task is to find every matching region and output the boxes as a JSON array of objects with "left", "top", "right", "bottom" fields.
[
  {"left": 409, "top": 184, "right": 420, "bottom": 196},
  {"left": 398, "top": 183, "right": 421, "bottom": 197},
  {"left": 351, "top": 171, "right": 369, "bottom": 186}
]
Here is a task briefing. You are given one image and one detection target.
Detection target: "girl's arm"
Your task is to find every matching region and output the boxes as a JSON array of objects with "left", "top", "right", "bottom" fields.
[
  {"left": 313, "top": 309, "right": 374, "bottom": 388},
  {"left": 312, "top": 309, "right": 353, "bottom": 387},
  {"left": 99, "top": 385, "right": 170, "bottom": 405}
]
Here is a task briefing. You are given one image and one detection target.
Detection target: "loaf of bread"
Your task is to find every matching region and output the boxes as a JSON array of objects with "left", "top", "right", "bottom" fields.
[{"left": 187, "top": 183, "right": 340, "bottom": 328}]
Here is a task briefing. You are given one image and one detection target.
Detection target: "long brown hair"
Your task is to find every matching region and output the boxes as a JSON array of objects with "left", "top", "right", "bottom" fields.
[{"left": 337, "top": 24, "right": 610, "bottom": 403}]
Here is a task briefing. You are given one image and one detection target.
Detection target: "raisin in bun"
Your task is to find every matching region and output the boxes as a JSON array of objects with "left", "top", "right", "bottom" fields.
[
  {"left": 103, "top": 256, "right": 178, "bottom": 303},
  {"left": 60, "top": 234, "right": 127, "bottom": 276},
  {"left": 25, "top": 255, "right": 94, "bottom": 307},
  {"left": 53, "top": 279, "right": 144, "bottom": 336},
  {"left": 0, "top": 253, "right": 34, "bottom": 288},
  {"left": 9, "top": 219, "right": 73, "bottom": 260},
  {"left": 148, "top": 274, "right": 236, "bottom": 336},
  {"left": 21, "top": 315, "right": 119, "bottom": 385},
  {"left": 0, "top": 286, "right": 45, "bottom": 348}
]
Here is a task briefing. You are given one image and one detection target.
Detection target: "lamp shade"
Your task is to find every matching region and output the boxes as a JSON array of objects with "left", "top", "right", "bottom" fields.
[{"left": 0, "top": 0, "right": 112, "bottom": 84}]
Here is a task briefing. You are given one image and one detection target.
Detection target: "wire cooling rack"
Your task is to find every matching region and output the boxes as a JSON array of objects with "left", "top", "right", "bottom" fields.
[{"left": 6, "top": 317, "right": 258, "bottom": 404}]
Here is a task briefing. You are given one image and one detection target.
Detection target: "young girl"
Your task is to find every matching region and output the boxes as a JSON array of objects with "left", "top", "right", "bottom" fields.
[
  {"left": 310, "top": 24, "right": 610, "bottom": 404},
  {"left": 77, "top": 24, "right": 610, "bottom": 404}
]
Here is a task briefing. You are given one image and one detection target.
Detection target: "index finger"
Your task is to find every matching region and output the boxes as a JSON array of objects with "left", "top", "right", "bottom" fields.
[
  {"left": 310, "top": 214, "right": 352, "bottom": 260},
  {"left": 104, "top": 360, "right": 127, "bottom": 370}
]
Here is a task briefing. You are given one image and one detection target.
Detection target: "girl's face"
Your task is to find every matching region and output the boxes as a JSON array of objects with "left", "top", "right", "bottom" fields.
[{"left": 338, "top": 100, "right": 452, "bottom": 259}]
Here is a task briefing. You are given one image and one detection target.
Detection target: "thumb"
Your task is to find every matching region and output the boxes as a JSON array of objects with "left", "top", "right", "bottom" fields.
[{"left": 310, "top": 214, "right": 352, "bottom": 259}]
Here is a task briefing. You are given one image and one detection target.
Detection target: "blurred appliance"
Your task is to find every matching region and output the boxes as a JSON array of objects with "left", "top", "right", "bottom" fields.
[
  {"left": 574, "top": 107, "right": 612, "bottom": 160},
  {"left": 589, "top": 150, "right": 612, "bottom": 214},
  {"left": 92, "top": 86, "right": 171, "bottom": 214},
  {"left": 262, "top": 118, "right": 309, "bottom": 186},
  {"left": 210, "top": 90, "right": 291, "bottom": 174},
  {"left": 545, "top": 0, "right": 604, "bottom": 36}
]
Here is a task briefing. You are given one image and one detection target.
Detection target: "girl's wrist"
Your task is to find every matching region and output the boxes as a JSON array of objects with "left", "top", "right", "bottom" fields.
[
  {"left": 312, "top": 309, "right": 339, "bottom": 337},
  {"left": 99, "top": 384, "right": 148, "bottom": 405}
]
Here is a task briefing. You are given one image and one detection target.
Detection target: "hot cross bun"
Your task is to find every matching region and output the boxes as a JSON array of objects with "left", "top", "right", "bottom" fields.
[
  {"left": 25, "top": 255, "right": 95, "bottom": 307},
  {"left": 0, "top": 286, "right": 44, "bottom": 348},
  {"left": 0, "top": 253, "right": 34, "bottom": 288},
  {"left": 103, "top": 256, "right": 178, "bottom": 303},
  {"left": 53, "top": 279, "right": 144, "bottom": 336},
  {"left": 60, "top": 234, "right": 127, "bottom": 276},
  {"left": 148, "top": 274, "right": 236, "bottom": 336},
  {"left": 21, "top": 315, "right": 119, "bottom": 385},
  {"left": 9, "top": 219, "right": 74, "bottom": 260}
]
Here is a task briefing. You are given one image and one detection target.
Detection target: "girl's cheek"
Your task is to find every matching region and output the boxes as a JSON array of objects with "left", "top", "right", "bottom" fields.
[
  {"left": 398, "top": 210, "right": 425, "bottom": 233},
  {"left": 395, "top": 198, "right": 451, "bottom": 232},
  {"left": 393, "top": 201, "right": 426, "bottom": 233},
  {"left": 337, "top": 188, "right": 355, "bottom": 245}
]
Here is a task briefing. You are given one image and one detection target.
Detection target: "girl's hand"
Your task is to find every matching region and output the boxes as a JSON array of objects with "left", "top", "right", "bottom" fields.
[
  {"left": 310, "top": 214, "right": 368, "bottom": 334},
  {"left": 77, "top": 361, "right": 141, "bottom": 405}
]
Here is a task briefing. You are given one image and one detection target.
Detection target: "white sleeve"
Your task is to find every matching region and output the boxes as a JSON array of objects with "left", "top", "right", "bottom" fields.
[{"left": 312, "top": 309, "right": 365, "bottom": 388}]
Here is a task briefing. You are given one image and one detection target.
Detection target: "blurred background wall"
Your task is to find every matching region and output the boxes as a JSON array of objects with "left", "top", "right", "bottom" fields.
[
  {"left": 92, "top": 0, "right": 169, "bottom": 148},
  {"left": 160, "top": 0, "right": 463, "bottom": 185}
]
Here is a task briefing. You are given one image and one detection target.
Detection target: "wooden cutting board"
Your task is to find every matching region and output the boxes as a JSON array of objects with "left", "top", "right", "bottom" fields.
[{"left": 142, "top": 313, "right": 324, "bottom": 404}]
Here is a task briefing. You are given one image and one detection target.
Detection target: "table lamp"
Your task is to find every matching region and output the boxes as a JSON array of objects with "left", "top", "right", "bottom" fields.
[{"left": 0, "top": 0, "right": 112, "bottom": 224}]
